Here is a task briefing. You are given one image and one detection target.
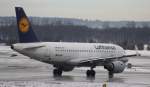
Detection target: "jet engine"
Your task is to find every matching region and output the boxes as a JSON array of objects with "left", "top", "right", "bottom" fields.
[{"left": 104, "top": 61, "right": 126, "bottom": 73}]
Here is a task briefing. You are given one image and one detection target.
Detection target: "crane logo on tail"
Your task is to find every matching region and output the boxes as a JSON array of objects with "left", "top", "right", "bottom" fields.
[{"left": 19, "top": 17, "right": 29, "bottom": 33}]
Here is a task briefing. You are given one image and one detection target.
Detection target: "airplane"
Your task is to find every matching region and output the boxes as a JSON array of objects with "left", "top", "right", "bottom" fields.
[{"left": 11, "top": 7, "right": 137, "bottom": 78}]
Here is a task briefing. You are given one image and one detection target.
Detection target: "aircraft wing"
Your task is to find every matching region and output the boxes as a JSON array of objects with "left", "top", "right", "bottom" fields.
[
  {"left": 23, "top": 45, "right": 45, "bottom": 50},
  {"left": 70, "top": 52, "right": 137, "bottom": 66},
  {"left": 13, "top": 44, "right": 45, "bottom": 50},
  {"left": 69, "top": 56, "right": 125, "bottom": 66}
]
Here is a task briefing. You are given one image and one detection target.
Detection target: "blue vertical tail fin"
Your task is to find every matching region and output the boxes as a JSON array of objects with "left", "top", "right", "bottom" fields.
[{"left": 15, "top": 7, "right": 39, "bottom": 43}]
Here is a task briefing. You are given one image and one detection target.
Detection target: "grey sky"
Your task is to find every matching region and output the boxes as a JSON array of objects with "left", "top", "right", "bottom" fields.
[{"left": 0, "top": 0, "right": 150, "bottom": 21}]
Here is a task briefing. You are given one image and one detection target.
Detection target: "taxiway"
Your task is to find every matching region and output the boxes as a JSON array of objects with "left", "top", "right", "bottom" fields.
[{"left": 0, "top": 48, "right": 150, "bottom": 87}]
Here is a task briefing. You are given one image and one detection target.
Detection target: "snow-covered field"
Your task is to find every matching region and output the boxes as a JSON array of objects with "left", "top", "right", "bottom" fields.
[
  {"left": 0, "top": 81, "right": 148, "bottom": 87},
  {"left": 0, "top": 46, "right": 150, "bottom": 87}
]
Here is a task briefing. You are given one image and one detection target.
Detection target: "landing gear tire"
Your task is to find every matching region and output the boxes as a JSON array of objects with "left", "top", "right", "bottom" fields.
[
  {"left": 86, "top": 70, "right": 95, "bottom": 77},
  {"left": 53, "top": 69, "right": 62, "bottom": 77},
  {"left": 108, "top": 72, "right": 114, "bottom": 78},
  {"left": 127, "top": 63, "right": 132, "bottom": 69}
]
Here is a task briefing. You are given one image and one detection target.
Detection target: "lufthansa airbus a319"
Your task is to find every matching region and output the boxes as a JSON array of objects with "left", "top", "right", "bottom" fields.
[{"left": 11, "top": 7, "right": 137, "bottom": 78}]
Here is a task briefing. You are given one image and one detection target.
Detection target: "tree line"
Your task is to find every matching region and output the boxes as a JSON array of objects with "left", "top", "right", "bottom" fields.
[{"left": 0, "top": 23, "right": 150, "bottom": 50}]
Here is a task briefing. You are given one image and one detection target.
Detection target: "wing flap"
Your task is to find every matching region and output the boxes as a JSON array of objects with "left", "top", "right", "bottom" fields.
[
  {"left": 69, "top": 56, "right": 128, "bottom": 66},
  {"left": 69, "top": 57, "right": 108, "bottom": 66}
]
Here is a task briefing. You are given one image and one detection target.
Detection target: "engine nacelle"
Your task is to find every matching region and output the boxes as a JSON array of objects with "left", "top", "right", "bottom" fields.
[{"left": 104, "top": 61, "right": 126, "bottom": 73}]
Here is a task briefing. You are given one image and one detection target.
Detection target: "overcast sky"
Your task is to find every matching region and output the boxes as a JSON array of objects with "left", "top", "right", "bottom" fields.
[{"left": 0, "top": 0, "right": 150, "bottom": 21}]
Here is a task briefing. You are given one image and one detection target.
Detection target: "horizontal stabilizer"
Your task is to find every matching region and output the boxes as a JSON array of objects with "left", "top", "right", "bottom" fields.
[{"left": 23, "top": 45, "right": 45, "bottom": 50}]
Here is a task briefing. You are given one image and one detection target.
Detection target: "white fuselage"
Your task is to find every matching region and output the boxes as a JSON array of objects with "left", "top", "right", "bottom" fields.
[{"left": 12, "top": 42, "right": 125, "bottom": 65}]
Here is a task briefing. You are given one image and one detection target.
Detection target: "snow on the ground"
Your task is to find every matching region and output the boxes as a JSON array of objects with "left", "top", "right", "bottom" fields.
[
  {"left": 125, "top": 50, "right": 150, "bottom": 57},
  {"left": 0, "top": 81, "right": 147, "bottom": 87},
  {"left": 125, "top": 67, "right": 150, "bottom": 73}
]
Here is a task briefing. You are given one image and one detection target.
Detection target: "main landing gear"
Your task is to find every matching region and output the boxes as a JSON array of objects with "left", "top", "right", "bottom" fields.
[
  {"left": 86, "top": 67, "right": 96, "bottom": 77},
  {"left": 53, "top": 68, "right": 62, "bottom": 77}
]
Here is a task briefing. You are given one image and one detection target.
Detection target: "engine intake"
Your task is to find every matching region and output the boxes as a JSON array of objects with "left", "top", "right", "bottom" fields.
[{"left": 104, "top": 61, "right": 125, "bottom": 73}]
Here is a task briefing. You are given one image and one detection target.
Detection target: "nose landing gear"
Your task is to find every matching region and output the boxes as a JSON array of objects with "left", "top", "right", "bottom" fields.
[{"left": 86, "top": 70, "right": 95, "bottom": 77}]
